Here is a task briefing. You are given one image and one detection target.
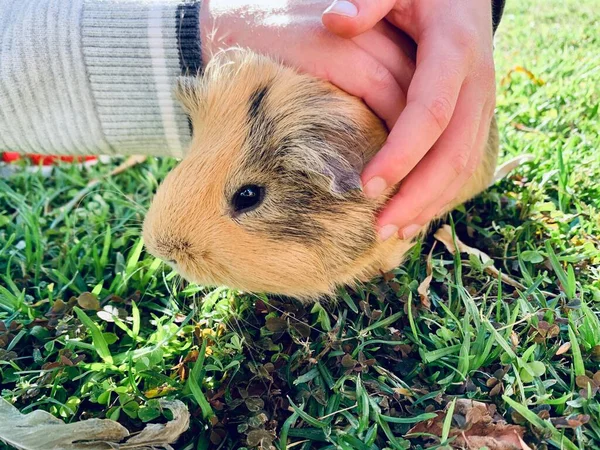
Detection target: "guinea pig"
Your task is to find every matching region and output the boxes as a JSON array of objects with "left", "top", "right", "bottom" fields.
[{"left": 142, "top": 48, "right": 498, "bottom": 301}]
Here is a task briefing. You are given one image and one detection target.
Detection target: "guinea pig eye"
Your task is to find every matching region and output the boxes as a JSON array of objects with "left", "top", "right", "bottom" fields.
[{"left": 231, "top": 184, "right": 265, "bottom": 214}]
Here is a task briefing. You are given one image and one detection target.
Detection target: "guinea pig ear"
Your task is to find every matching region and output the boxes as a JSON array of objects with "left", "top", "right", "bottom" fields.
[
  {"left": 175, "top": 76, "right": 203, "bottom": 115},
  {"left": 317, "top": 152, "right": 363, "bottom": 195}
]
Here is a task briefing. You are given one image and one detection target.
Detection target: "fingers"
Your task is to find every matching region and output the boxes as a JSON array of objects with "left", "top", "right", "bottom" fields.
[
  {"left": 353, "top": 24, "right": 416, "bottom": 94},
  {"left": 361, "top": 37, "right": 468, "bottom": 198},
  {"left": 375, "top": 81, "right": 487, "bottom": 240},
  {"left": 322, "top": 0, "right": 397, "bottom": 39},
  {"left": 301, "top": 44, "right": 407, "bottom": 128},
  {"left": 401, "top": 104, "right": 493, "bottom": 237}
]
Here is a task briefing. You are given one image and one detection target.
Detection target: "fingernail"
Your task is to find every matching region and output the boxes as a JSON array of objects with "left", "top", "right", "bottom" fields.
[
  {"left": 362, "top": 176, "right": 387, "bottom": 198},
  {"left": 323, "top": 0, "right": 358, "bottom": 17},
  {"left": 378, "top": 224, "right": 399, "bottom": 242},
  {"left": 401, "top": 224, "right": 421, "bottom": 240}
]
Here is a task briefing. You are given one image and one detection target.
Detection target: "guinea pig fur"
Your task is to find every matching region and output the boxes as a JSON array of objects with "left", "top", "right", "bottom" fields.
[{"left": 143, "top": 49, "right": 499, "bottom": 301}]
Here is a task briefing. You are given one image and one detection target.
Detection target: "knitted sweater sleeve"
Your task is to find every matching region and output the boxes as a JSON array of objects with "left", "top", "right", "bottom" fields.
[
  {"left": 493, "top": 0, "right": 507, "bottom": 33},
  {"left": 0, "top": 0, "right": 201, "bottom": 158}
]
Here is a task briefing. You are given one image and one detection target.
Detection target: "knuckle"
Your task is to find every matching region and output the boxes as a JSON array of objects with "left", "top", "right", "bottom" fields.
[
  {"left": 485, "top": 103, "right": 496, "bottom": 121},
  {"left": 479, "top": 58, "right": 496, "bottom": 81},
  {"left": 422, "top": 95, "right": 454, "bottom": 133},
  {"left": 464, "top": 154, "right": 479, "bottom": 177},
  {"left": 369, "top": 63, "right": 395, "bottom": 91},
  {"left": 452, "top": 26, "right": 479, "bottom": 59},
  {"left": 449, "top": 149, "right": 470, "bottom": 177}
]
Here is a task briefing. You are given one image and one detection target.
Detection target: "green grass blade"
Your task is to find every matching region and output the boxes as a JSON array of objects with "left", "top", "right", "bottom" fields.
[{"left": 73, "top": 307, "right": 114, "bottom": 365}]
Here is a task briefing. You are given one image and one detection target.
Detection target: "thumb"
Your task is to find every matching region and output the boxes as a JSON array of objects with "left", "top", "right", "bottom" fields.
[{"left": 322, "top": 0, "right": 397, "bottom": 39}]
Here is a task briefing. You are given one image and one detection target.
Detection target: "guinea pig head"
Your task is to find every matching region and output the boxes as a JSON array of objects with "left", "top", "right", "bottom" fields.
[{"left": 143, "top": 50, "right": 390, "bottom": 299}]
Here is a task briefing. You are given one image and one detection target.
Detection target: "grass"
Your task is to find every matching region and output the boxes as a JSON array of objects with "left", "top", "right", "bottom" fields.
[{"left": 0, "top": 0, "right": 599, "bottom": 448}]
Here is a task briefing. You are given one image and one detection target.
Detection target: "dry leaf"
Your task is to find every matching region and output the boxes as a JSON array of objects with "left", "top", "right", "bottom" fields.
[
  {"left": 501, "top": 66, "right": 545, "bottom": 86},
  {"left": 77, "top": 292, "right": 100, "bottom": 310},
  {"left": 550, "top": 414, "right": 590, "bottom": 429},
  {"left": 408, "top": 399, "right": 526, "bottom": 450},
  {"left": 0, "top": 398, "right": 189, "bottom": 450},
  {"left": 555, "top": 342, "right": 571, "bottom": 355},
  {"left": 434, "top": 225, "right": 525, "bottom": 289},
  {"left": 417, "top": 243, "right": 436, "bottom": 309},
  {"left": 510, "top": 123, "right": 545, "bottom": 134},
  {"left": 517, "top": 434, "right": 534, "bottom": 450},
  {"left": 121, "top": 400, "right": 190, "bottom": 448},
  {"left": 492, "top": 154, "right": 535, "bottom": 185}
]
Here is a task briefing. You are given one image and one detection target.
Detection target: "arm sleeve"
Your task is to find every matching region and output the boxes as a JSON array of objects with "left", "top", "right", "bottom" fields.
[
  {"left": 492, "top": 0, "right": 506, "bottom": 33},
  {"left": 0, "top": 0, "right": 202, "bottom": 158}
]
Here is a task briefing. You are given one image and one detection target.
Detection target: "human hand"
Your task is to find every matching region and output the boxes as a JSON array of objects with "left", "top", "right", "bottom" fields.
[
  {"left": 200, "top": 0, "right": 416, "bottom": 132},
  {"left": 323, "top": 0, "right": 497, "bottom": 241}
]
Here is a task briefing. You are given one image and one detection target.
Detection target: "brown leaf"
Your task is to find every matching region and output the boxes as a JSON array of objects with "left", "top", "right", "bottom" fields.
[
  {"left": 517, "top": 434, "right": 534, "bottom": 450},
  {"left": 341, "top": 354, "right": 357, "bottom": 369},
  {"left": 382, "top": 271, "right": 395, "bottom": 282},
  {"left": 417, "top": 243, "right": 436, "bottom": 310},
  {"left": 487, "top": 377, "right": 499, "bottom": 388},
  {"left": 265, "top": 317, "right": 287, "bottom": 333},
  {"left": 555, "top": 342, "right": 571, "bottom": 355},
  {"left": 408, "top": 399, "right": 526, "bottom": 450},
  {"left": 59, "top": 355, "right": 74, "bottom": 367},
  {"left": 77, "top": 292, "right": 100, "bottom": 311},
  {"left": 290, "top": 322, "right": 311, "bottom": 338},
  {"left": 0, "top": 398, "right": 188, "bottom": 449},
  {"left": 591, "top": 345, "right": 600, "bottom": 361},
  {"left": 537, "top": 409, "right": 550, "bottom": 420},
  {"left": 550, "top": 414, "right": 590, "bottom": 429},
  {"left": 434, "top": 225, "right": 525, "bottom": 289},
  {"left": 510, "top": 331, "right": 520, "bottom": 347},
  {"left": 501, "top": 66, "right": 545, "bottom": 86},
  {"left": 490, "top": 383, "right": 504, "bottom": 397},
  {"left": 246, "top": 429, "right": 274, "bottom": 447},
  {"left": 576, "top": 375, "right": 593, "bottom": 389}
]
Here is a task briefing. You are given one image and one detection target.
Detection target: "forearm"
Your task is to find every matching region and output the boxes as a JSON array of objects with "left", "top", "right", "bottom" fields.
[{"left": 0, "top": 0, "right": 202, "bottom": 158}]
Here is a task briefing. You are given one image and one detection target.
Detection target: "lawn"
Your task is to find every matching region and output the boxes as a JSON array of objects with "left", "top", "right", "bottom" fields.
[{"left": 0, "top": 0, "right": 599, "bottom": 449}]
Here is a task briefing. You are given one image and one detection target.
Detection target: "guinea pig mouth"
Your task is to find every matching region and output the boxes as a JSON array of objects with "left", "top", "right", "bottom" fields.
[{"left": 175, "top": 257, "right": 228, "bottom": 285}]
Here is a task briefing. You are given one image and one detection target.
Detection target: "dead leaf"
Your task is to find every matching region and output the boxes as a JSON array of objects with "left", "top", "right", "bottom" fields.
[
  {"left": 434, "top": 225, "right": 525, "bottom": 290},
  {"left": 408, "top": 399, "right": 526, "bottom": 450},
  {"left": 510, "top": 331, "right": 520, "bottom": 347},
  {"left": 510, "top": 123, "right": 545, "bottom": 134},
  {"left": 575, "top": 372, "right": 600, "bottom": 398},
  {"left": 555, "top": 342, "right": 571, "bottom": 355},
  {"left": 246, "top": 429, "right": 274, "bottom": 447},
  {"left": 77, "top": 292, "right": 100, "bottom": 310},
  {"left": 341, "top": 354, "right": 357, "bottom": 369},
  {"left": 265, "top": 317, "right": 287, "bottom": 332},
  {"left": 501, "top": 66, "right": 545, "bottom": 86},
  {"left": 121, "top": 400, "right": 190, "bottom": 448},
  {"left": 550, "top": 414, "right": 590, "bottom": 429},
  {"left": 492, "top": 154, "right": 535, "bottom": 185},
  {"left": 0, "top": 398, "right": 189, "bottom": 450},
  {"left": 517, "top": 434, "right": 534, "bottom": 450},
  {"left": 417, "top": 243, "right": 436, "bottom": 310}
]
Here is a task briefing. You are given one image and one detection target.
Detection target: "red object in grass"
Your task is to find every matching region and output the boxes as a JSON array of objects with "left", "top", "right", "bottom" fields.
[
  {"left": 1, "top": 152, "right": 21, "bottom": 163},
  {"left": 2, "top": 152, "right": 97, "bottom": 165}
]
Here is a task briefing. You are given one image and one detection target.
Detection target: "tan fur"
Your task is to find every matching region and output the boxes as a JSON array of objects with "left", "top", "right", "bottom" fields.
[{"left": 143, "top": 49, "right": 498, "bottom": 301}]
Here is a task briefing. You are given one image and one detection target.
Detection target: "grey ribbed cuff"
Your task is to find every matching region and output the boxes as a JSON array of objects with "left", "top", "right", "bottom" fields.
[{"left": 0, "top": 0, "right": 202, "bottom": 158}]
